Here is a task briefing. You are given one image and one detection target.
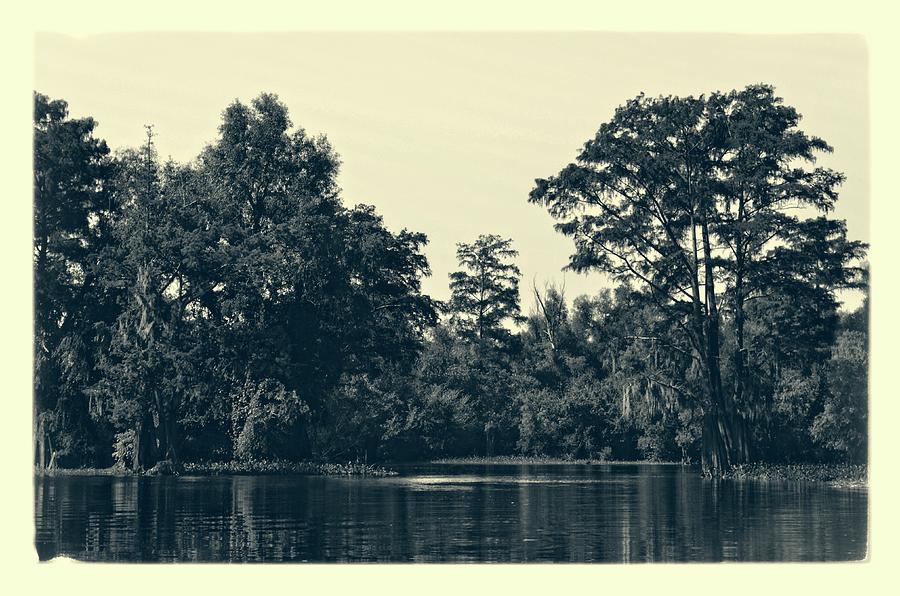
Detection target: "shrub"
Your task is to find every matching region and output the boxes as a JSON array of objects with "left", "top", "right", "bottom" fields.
[{"left": 231, "top": 378, "right": 310, "bottom": 462}]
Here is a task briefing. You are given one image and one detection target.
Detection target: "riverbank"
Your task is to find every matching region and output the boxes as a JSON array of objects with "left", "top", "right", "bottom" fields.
[
  {"left": 36, "top": 459, "right": 865, "bottom": 486},
  {"left": 725, "top": 463, "right": 867, "bottom": 488},
  {"left": 430, "top": 457, "right": 867, "bottom": 488},
  {"left": 431, "top": 455, "right": 684, "bottom": 465},
  {"left": 185, "top": 460, "right": 398, "bottom": 477},
  {"left": 35, "top": 460, "right": 398, "bottom": 478}
]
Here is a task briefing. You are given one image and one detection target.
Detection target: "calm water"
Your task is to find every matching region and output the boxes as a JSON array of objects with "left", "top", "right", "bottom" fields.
[{"left": 34, "top": 463, "right": 867, "bottom": 562}]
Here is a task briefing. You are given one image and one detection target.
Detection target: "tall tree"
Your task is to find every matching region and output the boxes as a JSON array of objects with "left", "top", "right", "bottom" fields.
[
  {"left": 448, "top": 234, "right": 524, "bottom": 344},
  {"left": 529, "top": 85, "right": 865, "bottom": 475},
  {"left": 91, "top": 127, "right": 208, "bottom": 469},
  {"left": 307, "top": 205, "right": 439, "bottom": 461},
  {"left": 341, "top": 204, "right": 439, "bottom": 373},
  {"left": 194, "top": 93, "right": 347, "bottom": 458},
  {"left": 445, "top": 234, "right": 524, "bottom": 455},
  {"left": 33, "top": 92, "right": 116, "bottom": 469},
  {"left": 196, "top": 93, "right": 439, "bottom": 460}
]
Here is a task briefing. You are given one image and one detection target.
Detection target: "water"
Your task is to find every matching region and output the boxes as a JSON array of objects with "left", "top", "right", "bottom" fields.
[{"left": 34, "top": 463, "right": 867, "bottom": 562}]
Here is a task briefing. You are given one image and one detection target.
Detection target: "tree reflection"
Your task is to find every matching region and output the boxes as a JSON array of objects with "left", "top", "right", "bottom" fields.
[{"left": 34, "top": 466, "right": 868, "bottom": 562}]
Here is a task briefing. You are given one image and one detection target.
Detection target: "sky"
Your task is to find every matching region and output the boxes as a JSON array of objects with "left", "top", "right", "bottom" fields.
[{"left": 34, "top": 32, "right": 870, "bottom": 309}]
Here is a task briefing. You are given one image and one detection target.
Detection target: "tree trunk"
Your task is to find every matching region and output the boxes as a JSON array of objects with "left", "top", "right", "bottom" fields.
[
  {"left": 40, "top": 433, "right": 47, "bottom": 470},
  {"left": 729, "top": 194, "right": 751, "bottom": 464},
  {"left": 37, "top": 416, "right": 47, "bottom": 470},
  {"left": 133, "top": 413, "right": 157, "bottom": 472},
  {"left": 165, "top": 415, "right": 179, "bottom": 464},
  {"left": 154, "top": 389, "right": 180, "bottom": 464},
  {"left": 161, "top": 395, "right": 180, "bottom": 465},
  {"left": 133, "top": 418, "right": 142, "bottom": 472},
  {"left": 701, "top": 404, "right": 729, "bottom": 474},
  {"left": 689, "top": 314, "right": 731, "bottom": 476},
  {"left": 484, "top": 423, "right": 495, "bottom": 457},
  {"left": 698, "top": 218, "right": 748, "bottom": 475}
]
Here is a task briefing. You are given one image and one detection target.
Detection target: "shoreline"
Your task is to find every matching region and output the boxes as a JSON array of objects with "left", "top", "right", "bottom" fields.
[
  {"left": 429, "top": 457, "right": 868, "bottom": 488},
  {"left": 35, "top": 459, "right": 867, "bottom": 488},
  {"left": 429, "top": 456, "right": 686, "bottom": 465},
  {"left": 35, "top": 460, "right": 398, "bottom": 478},
  {"left": 724, "top": 463, "right": 867, "bottom": 488}
]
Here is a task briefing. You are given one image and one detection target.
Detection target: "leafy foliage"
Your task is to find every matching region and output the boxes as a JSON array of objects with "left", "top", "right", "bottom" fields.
[
  {"left": 448, "top": 234, "right": 524, "bottom": 343},
  {"left": 33, "top": 87, "right": 867, "bottom": 472},
  {"left": 231, "top": 378, "right": 309, "bottom": 462},
  {"left": 33, "top": 92, "right": 117, "bottom": 468},
  {"left": 529, "top": 84, "right": 866, "bottom": 474}
]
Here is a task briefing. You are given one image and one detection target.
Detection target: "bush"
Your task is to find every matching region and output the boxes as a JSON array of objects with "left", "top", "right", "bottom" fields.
[
  {"left": 112, "top": 429, "right": 135, "bottom": 468},
  {"left": 811, "top": 330, "right": 868, "bottom": 462},
  {"left": 517, "top": 375, "right": 620, "bottom": 460},
  {"left": 402, "top": 386, "right": 479, "bottom": 458},
  {"left": 231, "top": 379, "right": 310, "bottom": 462}
]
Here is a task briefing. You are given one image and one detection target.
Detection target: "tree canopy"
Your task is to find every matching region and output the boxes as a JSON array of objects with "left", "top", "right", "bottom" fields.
[
  {"left": 448, "top": 234, "right": 524, "bottom": 344},
  {"left": 33, "top": 87, "right": 867, "bottom": 475},
  {"left": 529, "top": 84, "right": 866, "bottom": 474}
]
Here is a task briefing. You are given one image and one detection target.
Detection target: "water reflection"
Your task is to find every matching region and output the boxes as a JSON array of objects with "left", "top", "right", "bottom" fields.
[{"left": 34, "top": 464, "right": 867, "bottom": 563}]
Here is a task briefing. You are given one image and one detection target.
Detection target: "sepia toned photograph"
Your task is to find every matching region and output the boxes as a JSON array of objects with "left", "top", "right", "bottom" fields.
[{"left": 31, "top": 30, "right": 870, "bottom": 564}]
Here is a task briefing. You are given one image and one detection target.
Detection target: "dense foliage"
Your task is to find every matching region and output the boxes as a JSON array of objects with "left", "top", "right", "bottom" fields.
[
  {"left": 529, "top": 85, "right": 867, "bottom": 473},
  {"left": 33, "top": 87, "right": 868, "bottom": 474}
]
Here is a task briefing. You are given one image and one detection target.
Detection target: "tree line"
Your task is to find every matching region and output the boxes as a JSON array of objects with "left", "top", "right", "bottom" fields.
[{"left": 33, "top": 85, "right": 867, "bottom": 476}]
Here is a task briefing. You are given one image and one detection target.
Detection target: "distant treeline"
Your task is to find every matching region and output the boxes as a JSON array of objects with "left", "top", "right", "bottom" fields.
[{"left": 33, "top": 86, "right": 867, "bottom": 476}]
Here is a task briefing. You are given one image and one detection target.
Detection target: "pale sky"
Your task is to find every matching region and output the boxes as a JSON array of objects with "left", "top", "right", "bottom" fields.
[{"left": 34, "top": 32, "right": 870, "bottom": 308}]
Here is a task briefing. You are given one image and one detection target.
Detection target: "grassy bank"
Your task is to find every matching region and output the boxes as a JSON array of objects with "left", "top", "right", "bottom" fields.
[
  {"left": 725, "top": 463, "right": 867, "bottom": 488},
  {"left": 430, "top": 455, "right": 684, "bottom": 465},
  {"left": 184, "top": 460, "right": 397, "bottom": 477},
  {"left": 35, "top": 460, "right": 398, "bottom": 478},
  {"left": 430, "top": 457, "right": 867, "bottom": 488},
  {"left": 36, "top": 459, "right": 866, "bottom": 487}
]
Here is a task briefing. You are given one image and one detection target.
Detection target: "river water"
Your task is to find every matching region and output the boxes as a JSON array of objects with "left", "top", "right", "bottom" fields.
[{"left": 34, "top": 463, "right": 867, "bottom": 562}]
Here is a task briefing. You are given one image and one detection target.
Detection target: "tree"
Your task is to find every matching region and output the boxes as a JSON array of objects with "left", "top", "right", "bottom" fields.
[
  {"left": 341, "top": 204, "right": 439, "bottom": 374},
  {"left": 444, "top": 234, "right": 525, "bottom": 455},
  {"left": 311, "top": 205, "right": 439, "bottom": 460},
  {"left": 811, "top": 297, "right": 868, "bottom": 462},
  {"left": 448, "top": 234, "right": 524, "bottom": 344},
  {"left": 529, "top": 85, "right": 865, "bottom": 475},
  {"left": 530, "top": 282, "right": 571, "bottom": 357},
  {"left": 409, "top": 325, "right": 481, "bottom": 454},
  {"left": 33, "top": 92, "right": 116, "bottom": 468},
  {"left": 196, "top": 93, "right": 439, "bottom": 460},
  {"left": 90, "top": 128, "right": 204, "bottom": 470}
]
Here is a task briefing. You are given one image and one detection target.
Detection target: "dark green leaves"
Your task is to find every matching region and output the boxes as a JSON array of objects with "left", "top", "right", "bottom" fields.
[{"left": 448, "top": 234, "right": 523, "bottom": 344}]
